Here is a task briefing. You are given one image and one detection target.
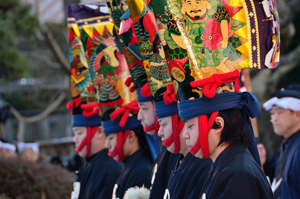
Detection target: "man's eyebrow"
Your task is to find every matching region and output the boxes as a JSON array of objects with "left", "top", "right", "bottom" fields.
[
  {"left": 158, "top": 119, "right": 162, "bottom": 123},
  {"left": 139, "top": 103, "right": 145, "bottom": 106}
]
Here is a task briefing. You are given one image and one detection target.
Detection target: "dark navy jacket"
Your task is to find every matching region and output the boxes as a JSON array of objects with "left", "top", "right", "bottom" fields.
[
  {"left": 266, "top": 130, "right": 300, "bottom": 199},
  {"left": 200, "top": 143, "right": 274, "bottom": 199},
  {"left": 76, "top": 149, "right": 122, "bottom": 199},
  {"left": 147, "top": 146, "right": 181, "bottom": 199},
  {"left": 165, "top": 152, "right": 212, "bottom": 199},
  {"left": 114, "top": 147, "right": 153, "bottom": 199}
]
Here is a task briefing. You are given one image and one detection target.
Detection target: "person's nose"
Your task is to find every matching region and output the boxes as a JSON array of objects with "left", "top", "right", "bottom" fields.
[
  {"left": 105, "top": 140, "right": 110, "bottom": 149},
  {"left": 182, "top": 127, "right": 190, "bottom": 140},
  {"left": 137, "top": 110, "right": 143, "bottom": 121},
  {"left": 158, "top": 126, "right": 164, "bottom": 137}
]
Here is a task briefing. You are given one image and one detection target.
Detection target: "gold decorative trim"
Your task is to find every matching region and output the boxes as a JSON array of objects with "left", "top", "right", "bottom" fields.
[
  {"left": 241, "top": 0, "right": 252, "bottom": 68},
  {"left": 250, "top": 0, "right": 260, "bottom": 69},
  {"left": 241, "top": 0, "right": 260, "bottom": 69}
]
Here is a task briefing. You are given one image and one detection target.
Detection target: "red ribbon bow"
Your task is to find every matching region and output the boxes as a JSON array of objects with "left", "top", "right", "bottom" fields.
[
  {"left": 190, "top": 70, "right": 240, "bottom": 98},
  {"left": 110, "top": 100, "right": 140, "bottom": 127},
  {"left": 81, "top": 102, "right": 98, "bottom": 117},
  {"left": 163, "top": 83, "right": 177, "bottom": 105}
]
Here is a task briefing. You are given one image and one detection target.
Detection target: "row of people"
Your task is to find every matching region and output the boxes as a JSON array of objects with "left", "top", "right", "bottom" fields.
[
  {"left": 66, "top": 0, "right": 283, "bottom": 199},
  {"left": 0, "top": 140, "right": 39, "bottom": 162}
]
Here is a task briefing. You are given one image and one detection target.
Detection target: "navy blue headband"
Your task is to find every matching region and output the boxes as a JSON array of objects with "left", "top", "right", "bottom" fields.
[
  {"left": 136, "top": 87, "right": 153, "bottom": 103},
  {"left": 102, "top": 115, "right": 142, "bottom": 135},
  {"left": 178, "top": 92, "right": 261, "bottom": 121},
  {"left": 72, "top": 114, "right": 102, "bottom": 127},
  {"left": 154, "top": 101, "right": 178, "bottom": 119}
]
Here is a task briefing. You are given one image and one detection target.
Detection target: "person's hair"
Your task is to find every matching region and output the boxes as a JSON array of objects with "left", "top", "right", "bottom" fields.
[
  {"left": 208, "top": 108, "right": 249, "bottom": 147},
  {"left": 131, "top": 127, "right": 148, "bottom": 149}
]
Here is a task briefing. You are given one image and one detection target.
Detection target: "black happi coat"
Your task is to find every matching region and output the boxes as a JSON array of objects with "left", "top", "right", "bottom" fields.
[
  {"left": 76, "top": 149, "right": 122, "bottom": 199},
  {"left": 114, "top": 148, "right": 153, "bottom": 199},
  {"left": 265, "top": 130, "right": 300, "bottom": 199},
  {"left": 166, "top": 152, "right": 212, "bottom": 199},
  {"left": 200, "top": 143, "right": 274, "bottom": 199},
  {"left": 148, "top": 146, "right": 181, "bottom": 199}
]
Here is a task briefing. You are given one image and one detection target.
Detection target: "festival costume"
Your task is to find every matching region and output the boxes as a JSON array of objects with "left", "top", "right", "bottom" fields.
[
  {"left": 165, "top": 152, "right": 212, "bottom": 199},
  {"left": 162, "top": 0, "right": 281, "bottom": 197},
  {"left": 263, "top": 86, "right": 300, "bottom": 199},
  {"left": 77, "top": 3, "right": 161, "bottom": 199},
  {"left": 67, "top": 4, "right": 122, "bottom": 199}
]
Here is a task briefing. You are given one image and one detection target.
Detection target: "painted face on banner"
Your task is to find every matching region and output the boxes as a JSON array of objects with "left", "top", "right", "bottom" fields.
[
  {"left": 73, "top": 127, "right": 87, "bottom": 157},
  {"left": 137, "top": 101, "right": 156, "bottom": 135},
  {"left": 105, "top": 133, "right": 118, "bottom": 161}
]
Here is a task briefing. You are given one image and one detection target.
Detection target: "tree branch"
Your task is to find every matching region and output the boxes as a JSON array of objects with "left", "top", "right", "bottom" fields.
[
  {"left": 10, "top": 76, "right": 70, "bottom": 141},
  {"left": 45, "top": 31, "right": 70, "bottom": 75}
]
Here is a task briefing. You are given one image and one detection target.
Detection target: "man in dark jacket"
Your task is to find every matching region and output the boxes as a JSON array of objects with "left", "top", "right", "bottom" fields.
[{"left": 258, "top": 85, "right": 300, "bottom": 199}]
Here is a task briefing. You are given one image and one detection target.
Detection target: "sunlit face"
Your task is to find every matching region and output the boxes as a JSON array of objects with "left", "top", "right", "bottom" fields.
[
  {"left": 271, "top": 105, "right": 298, "bottom": 138},
  {"left": 105, "top": 133, "right": 118, "bottom": 161},
  {"left": 184, "top": 0, "right": 207, "bottom": 18},
  {"left": 158, "top": 116, "right": 174, "bottom": 152},
  {"left": 73, "top": 127, "right": 87, "bottom": 157},
  {"left": 137, "top": 101, "right": 156, "bottom": 135},
  {"left": 183, "top": 117, "right": 203, "bottom": 157},
  {"left": 19, "top": 148, "right": 39, "bottom": 162}
]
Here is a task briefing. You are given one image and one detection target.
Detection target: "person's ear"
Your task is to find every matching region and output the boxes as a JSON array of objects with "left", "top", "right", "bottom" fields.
[
  {"left": 206, "top": 1, "right": 212, "bottom": 9},
  {"left": 294, "top": 111, "right": 300, "bottom": 121},
  {"left": 128, "top": 130, "right": 136, "bottom": 143},
  {"left": 215, "top": 116, "right": 224, "bottom": 134},
  {"left": 96, "top": 126, "right": 104, "bottom": 139}
]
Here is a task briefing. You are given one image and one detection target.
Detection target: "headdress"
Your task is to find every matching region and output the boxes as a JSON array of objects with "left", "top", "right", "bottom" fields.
[
  {"left": 84, "top": 2, "right": 160, "bottom": 161},
  {"left": 66, "top": 3, "right": 107, "bottom": 157},
  {"left": 263, "top": 84, "right": 300, "bottom": 112},
  {"left": 163, "top": 0, "right": 280, "bottom": 164}
]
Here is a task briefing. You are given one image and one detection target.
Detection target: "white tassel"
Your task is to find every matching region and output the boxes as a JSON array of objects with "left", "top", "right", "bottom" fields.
[{"left": 123, "top": 185, "right": 150, "bottom": 199}]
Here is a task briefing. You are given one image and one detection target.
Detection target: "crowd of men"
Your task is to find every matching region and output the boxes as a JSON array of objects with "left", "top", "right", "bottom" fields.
[{"left": 3, "top": 0, "right": 296, "bottom": 198}]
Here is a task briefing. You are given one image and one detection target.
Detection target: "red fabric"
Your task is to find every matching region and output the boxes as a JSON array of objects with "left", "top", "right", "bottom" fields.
[
  {"left": 190, "top": 70, "right": 240, "bottom": 98},
  {"left": 140, "top": 82, "right": 152, "bottom": 97},
  {"left": 143, "top": 123, "right": 155, "bottom": 132},
  {"left": 81, "top": 102, "right": 98, "bottom": 117},
  {"left": 162, "top": 114, "right": 184, "bottom": 154},
  {"left": 166, "top": 56, "right": 188, "bottom": 76},
  {"left": 189, "top": 112, "right": 219, "bottom": 158},
  {"left": 107, "top": 130, "right": 130, "bottom": 162},
  {"left": 125, "top": 77, "right": 136, "bottom": 92},
  {"left": 110, "top": 100, "right": 140, "bottom": 127},
  {"left": 143, "top": 13, "right": 158, "bottom": 44},
  {"left": 75, "top": 126, "right": 99, "bottom": 157},
  {"left": 98, "top": 98, "right": 124, "bottom": 112},
  {"left": 163, "top": 83, "right": 177, "bottom": 105}
]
